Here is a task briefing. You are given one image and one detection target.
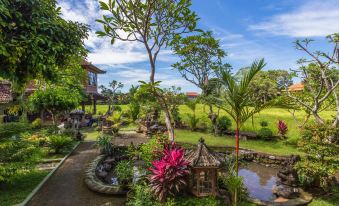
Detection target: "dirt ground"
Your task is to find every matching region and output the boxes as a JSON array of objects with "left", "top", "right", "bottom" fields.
[
  {"left": 27, "top": 142, "right": 126, "bottom": 206},
  {"left": 112, "top": 131, "right": 149, "bottom": 146}
]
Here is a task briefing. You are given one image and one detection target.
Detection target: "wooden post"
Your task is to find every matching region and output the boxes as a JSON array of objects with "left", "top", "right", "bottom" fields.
[{"left": 93, "top": 99, "right": 97, "bottom": 114}]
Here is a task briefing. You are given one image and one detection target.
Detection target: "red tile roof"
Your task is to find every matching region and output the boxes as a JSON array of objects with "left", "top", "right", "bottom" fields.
[
  {"left": 186, "top": 92, "right": 199, "bottom": 97},
  {"left": 0, "top": 81, "right": 13, "bottom": 104},
  {"left": 288, "top": 83, "right": 304, "bottom": 91}
]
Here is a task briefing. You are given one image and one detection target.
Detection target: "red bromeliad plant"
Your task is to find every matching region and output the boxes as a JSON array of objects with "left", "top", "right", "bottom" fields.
[
  {"left": 149, "top": 143, "right": 190, "bottom": 201},
  {"left": 277, "top": 120, "right": 288, "bottom": 138}
]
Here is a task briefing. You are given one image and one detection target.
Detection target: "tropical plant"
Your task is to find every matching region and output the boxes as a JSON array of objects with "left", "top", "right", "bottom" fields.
[
  {"left": 48, "top": 135, "right": 73, "bottom": 154},
  {"left": 259, "top": 121, "right": 268, "bottom": 127},
  {"left": 97, "top": 0, "right": 199, "bottom": 141},
  {"left": 96, "top": 134, "right": 113, "bottom": 156},
  {"left": 107, "top": 112, "right": 124, "bottom": 135},
  {"left": 139, "top": 135, "right": 169, "bottom": 166},
  {"left": 115, "top": 160, "right": 134, "bottom": 186},
  {"left": 0, "top": 122, "right": 31, "bottom": 140},
  {"left": 99, "top": 80, "right": 124, "bottom": 114},
  {"left": 217, "top": 116, "right": 232, "bottom": 135},
  {"left": 277, "top": 120, "right": 288, "bottom": 138},
  {"left": 295, "top": 122, "right": 339, "bottom": 191},
  {"left": 186, "top": 100, "right": 200, "bottom": 131},
  {"left": 217, "top": 58, "right": 268, "bottom": 203},
  {"left": 127, "top": 182, "right": 156, "bottom": 206},
  {"left": 31, "top": 118, "right": 42, "bottom": 129},
  {"left": 149, "top": 144, "right": 190, "bottom": 201}
]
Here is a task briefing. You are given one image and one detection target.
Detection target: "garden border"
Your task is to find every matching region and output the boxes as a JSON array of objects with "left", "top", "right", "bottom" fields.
[{"left": 18, "top": 141, "right": 81, "bottom": 206}]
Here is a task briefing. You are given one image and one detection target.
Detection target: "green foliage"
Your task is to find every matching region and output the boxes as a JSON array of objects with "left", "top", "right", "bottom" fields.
[
  {"left": 139, "top": 135, "right": 168, "bottom": 166},
  {"left": 0, "top": 122, "right": 32, "bottom": 140},
  {"left": 295, "top": 123, "right": 339, "bottom": 190},
  {"left": 185, "top": 100, "right": 200, "bottom": 131},
  {"left": 168, "top": 196, "right": 222, "bottom": 206},
  {"left": 47, "top": 135, "right": 73, "bottom": 154},
  {"left": 217, "top": 116, "right": 232, "bottom": 135},
  {"left": 115, "top": 160, "right": 133, "bottom": 185},
  {"left": 128, "top": 101, "right": 140, "bottom": 122},
  {"left": 96, "top": 134, "right": 113, "bottom": 156},
  {"left": 106, "top": 112, "right": 124, "bottom": 135},
  {"left": 31, "top": 118, "right": 42, "bottom": 129},
  {"left": 0, "top": 0, "right": 88, "bottom": 86},
  {"left": 259, "top": 121, "right": 268, "bottom": 127},
  {"left": 127, "top": 182, "right": 155, "bottom": 206},
  {"left": 0, "top": 139, "right": 41, "bottom": 184},
  {"left": 257, "top": 128, "right": 274, "bottom": 140}
]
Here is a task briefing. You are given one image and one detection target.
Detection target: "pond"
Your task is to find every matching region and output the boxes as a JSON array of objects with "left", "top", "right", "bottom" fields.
[{"left": 239, "top": 163, "right": 279, "bottom": 201}]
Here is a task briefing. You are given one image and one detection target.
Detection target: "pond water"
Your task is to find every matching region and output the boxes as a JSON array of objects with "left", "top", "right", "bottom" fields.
[{"left": 239, "top": 163, "right": 279, "bottom": 201}]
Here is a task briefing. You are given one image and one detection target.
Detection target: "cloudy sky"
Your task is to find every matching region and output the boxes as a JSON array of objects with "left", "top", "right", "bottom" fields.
[{"left": 58, "top": 0, "right": 339, "bottom": 92}]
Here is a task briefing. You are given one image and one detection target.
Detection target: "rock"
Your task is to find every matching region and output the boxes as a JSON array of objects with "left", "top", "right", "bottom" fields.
[
  {"left": 104, "top": 158, "right": 116, "bottom": 164},
  {"left": 97, "top": 171, "right": 108, "bottom": 178},
  {"left": 273, "top": 185, "right": 300, "bottom": 199},
  {"left": 268, "top": 155, "right": 275, "bottom": 160},
  {"left": 103, "top": 163, "right": 112, "bottom": 171}
]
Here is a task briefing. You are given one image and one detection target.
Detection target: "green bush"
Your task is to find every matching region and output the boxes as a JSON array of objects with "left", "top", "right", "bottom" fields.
[
  {"left": 139, "top": 135, "right": 168, "bottom": 166},
  {"left": 127, "top": 182, "right": 155, "bottom": 206},
  {"left": 115, "top": 160, "right": 133, "bottom": 185},
  {"left": 259, "top": 121, "right": 268, "bottom": 127},
  {"left": 257, "top": 128, "right": 274, "bottom": 140},
  {"left": 0, "top": 123, "right": 32, "bottom": 140},
  {"left": 217, "top": 116, "right": 232, "bottom": 135},
  {"left": 171, "top": 196, "right": 222, "bottom": 206},
  {"left": 186, "top": 114, "right": 199, "bottom": 131},
  {"left": 48, "top": 135, "right": 73, "bottom": 154},
  {"left": 0, "top": 140, "right": 41, "bottom": 184},
  {"left": 295, "top": 123, "right": 339, "bottom": 191},
  {"left": 31, "top": 118, "right": 42, "bottom": 129},
  {"left": 96, "top": 134, "right": 113, "bottom": 155}
]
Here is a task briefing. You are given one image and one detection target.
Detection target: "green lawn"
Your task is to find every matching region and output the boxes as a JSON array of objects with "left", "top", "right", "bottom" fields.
[
  {"left": 88, "top": 104, "right": 335, "bottom": 144},
  {"left": 0, "top": 170, "right": 49, "bottom": 206}
]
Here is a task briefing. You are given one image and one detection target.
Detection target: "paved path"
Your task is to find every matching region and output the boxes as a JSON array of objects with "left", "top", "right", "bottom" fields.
[{"left": 27, "top": 142, "right": 126, "bottom": 206}]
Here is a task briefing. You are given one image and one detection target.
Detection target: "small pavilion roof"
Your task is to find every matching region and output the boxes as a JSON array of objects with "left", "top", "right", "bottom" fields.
[
  {"left": 185, "top": 138, "right": 221, "bottom": 168},
  {"left": 288, "top": 83, "right": 304, "bottom": 91}
]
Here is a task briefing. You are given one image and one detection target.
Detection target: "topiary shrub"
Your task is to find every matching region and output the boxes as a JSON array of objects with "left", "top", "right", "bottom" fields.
[
  {"left": 48, "top": 135, "right": 73, "bottom": 154},
  {"left": 217, "top": 116, "right": 232, "bottom": 135},
  {"left": 257, "top": 127, "right": 274, "bottom": 140}
]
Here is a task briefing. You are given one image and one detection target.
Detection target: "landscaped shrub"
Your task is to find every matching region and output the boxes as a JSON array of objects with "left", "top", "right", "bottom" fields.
[
  {"left": 257, "top": 127, "right": 274, "bottom": 140},
  {"left": 259, "top": 120, "right": 268, "bottom": 127},
  {"left": 149, "top": 143, "right": 190, "bottom": 201},
  {"left": 22, "top": 132, "right": 47, "bottom": 146},
  {"left": 48, "top": 135, "right": 73, "bottom": 154},
  {"left": 217, "top": 116, "right": 232, "bottom": 135},
  {"left": 31, "top": 118, "right": 42, "bottom": 129},
  {"left": 115, "top": 160, "right": 133, "bottom": 186},
  {"left": 128, "top": 101, "right": 140, "bottom": 122},
  {"left": 186, "top": 114, "right": 199, "bottom": 131},
  {"left": 295, "top": 122, "right": 339, "bottom": 191},
  {"left": 127, "top": 182, "right": 156, "bottom": 206},
  {"left": 277, "top": 120, "right": 288, "bottom": 138},
  {"left": 0, "top": 139, "right": 41, "bottom": 184},
  {"left": 0, "top": 122, "right": 32, "bottom": 140},
  {"left": 96, "top": 134, "right": 113, "bottom": 155},
  {"left": 139, "top": 135, "right": 168, "bottom": 166},
  {"left": 167, "top": 196, "right": 222, "bottom": 206}
]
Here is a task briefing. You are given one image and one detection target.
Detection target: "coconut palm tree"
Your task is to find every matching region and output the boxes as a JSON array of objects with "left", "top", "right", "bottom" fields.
[{"left": 217, "top": 58, "right": 269, "bottom": 204}]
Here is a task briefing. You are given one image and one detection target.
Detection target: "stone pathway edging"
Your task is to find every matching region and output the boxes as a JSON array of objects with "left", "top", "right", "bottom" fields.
[{"left": 19, "top": 141, "right": 81, "bottom": 206}]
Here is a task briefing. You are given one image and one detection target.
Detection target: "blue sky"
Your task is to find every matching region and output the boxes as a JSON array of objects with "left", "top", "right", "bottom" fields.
[{"left": 58, "top": 0, "right": 339, "bottom": 92}]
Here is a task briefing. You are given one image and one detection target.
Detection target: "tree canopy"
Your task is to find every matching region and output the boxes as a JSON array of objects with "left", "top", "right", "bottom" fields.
[{"left": 0, "top": 0, "right": 88, "bottom": 87}]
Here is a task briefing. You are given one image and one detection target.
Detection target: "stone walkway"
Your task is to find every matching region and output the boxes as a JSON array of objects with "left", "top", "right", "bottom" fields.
[{"left": 27, "top": 141, "right": 126, "bottom": 206}]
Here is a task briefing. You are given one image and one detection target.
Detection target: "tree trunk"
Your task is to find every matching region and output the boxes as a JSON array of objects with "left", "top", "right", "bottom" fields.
[
  {"left": 164, "top": 109, "right": 175, "bottom": 141},
  {"left": 312, "top": 111, "right": 325, "bottom": 125},
  {"left": 332, "top": 90, "right": 339, "bottom": 127},
  {"left": 208, "top": 104, "right": 218, "bottom": 136},
  {"left": 234, "top": 120, "right": 240, "bottom": 206}
]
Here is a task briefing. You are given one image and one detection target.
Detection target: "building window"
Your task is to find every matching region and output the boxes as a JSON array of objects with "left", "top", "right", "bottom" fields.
[{"left": 88, "top": 71, "right": 97, "bottom": 86}]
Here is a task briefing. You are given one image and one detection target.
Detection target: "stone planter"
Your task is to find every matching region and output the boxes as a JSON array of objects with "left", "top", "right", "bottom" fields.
[{"left": 84, "top": 155, "right": 127, "bottom": 195}]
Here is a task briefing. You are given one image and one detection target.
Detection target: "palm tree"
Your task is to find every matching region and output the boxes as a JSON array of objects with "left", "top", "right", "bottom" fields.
[{"left": 218, "top": 58, "right": 268, "bottom": 204}]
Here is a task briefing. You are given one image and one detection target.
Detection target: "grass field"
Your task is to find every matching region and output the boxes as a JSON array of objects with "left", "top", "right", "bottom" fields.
[{"left": 87, "top": 104, "right": 335, "bottom": 143}]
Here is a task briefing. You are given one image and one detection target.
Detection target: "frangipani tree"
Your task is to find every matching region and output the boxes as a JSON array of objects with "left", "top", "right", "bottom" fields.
[{"left": 96, "top": 0, "right": 199, "bottom": 141}]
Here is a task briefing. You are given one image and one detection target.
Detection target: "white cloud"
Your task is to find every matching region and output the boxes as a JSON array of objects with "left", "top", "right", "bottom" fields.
[{"left": 249, "top": 0, "right": 339, "bottom": 37}]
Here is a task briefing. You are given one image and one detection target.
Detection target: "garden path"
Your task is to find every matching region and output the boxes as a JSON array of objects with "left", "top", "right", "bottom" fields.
[{"left": 27, "top": 141, "right": 126, "bottom": 206}]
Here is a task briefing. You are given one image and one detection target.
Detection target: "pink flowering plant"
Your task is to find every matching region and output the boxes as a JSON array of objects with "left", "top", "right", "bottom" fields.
[
  {"left": 149, "top": 143, "right": 190, "bottom": 201},
  {"left": 277, "top": 120, "right": 288, "bottom": 138}
]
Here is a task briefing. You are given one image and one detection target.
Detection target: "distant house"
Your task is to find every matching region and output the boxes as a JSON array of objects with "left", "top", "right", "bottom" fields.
[
  {"left": 288, "top": 83, "right": 304, "bottom": 92},
  {"left": 186, "top": 92, "right": 199, "bottom": 99},
  {"left": 81, "top": 60, "right": 106, "bottom": 114}
]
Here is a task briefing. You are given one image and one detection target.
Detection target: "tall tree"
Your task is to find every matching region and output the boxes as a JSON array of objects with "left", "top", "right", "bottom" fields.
[
  {"left": 172, "top": 31, "right": 227, "bottom": 135},
  {"left": 217, "top": 59, "right": 268, "bottom": 204},
  {"left": 286, "top": 34, "right": 339, "bottom": 126},
  {"left": 0, "top": 0, "right": 88, "bottom": 88},
  {"left": 97, "top": 0, "right": 199, "bottom": 141}
]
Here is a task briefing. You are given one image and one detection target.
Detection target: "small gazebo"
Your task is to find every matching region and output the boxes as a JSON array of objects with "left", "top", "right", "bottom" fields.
[{"left": 185, "top": 138, "right": 221, "bottom": 197}]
